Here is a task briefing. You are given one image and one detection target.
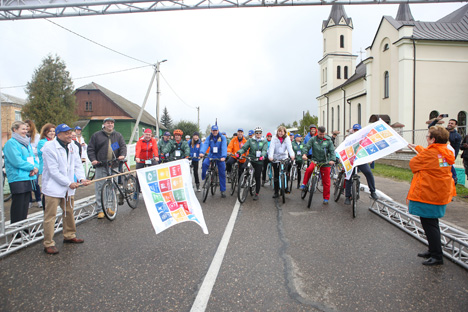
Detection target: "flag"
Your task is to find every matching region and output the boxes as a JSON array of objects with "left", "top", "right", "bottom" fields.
[
  {"left": 136, "top": 159, "right": 209, "bottom": 234},
  {"left": 111, "top": 142, "right": 120, "bottom": 151},
  {"left": 335, "top": 119, "right": 408, "bottom": 179}
]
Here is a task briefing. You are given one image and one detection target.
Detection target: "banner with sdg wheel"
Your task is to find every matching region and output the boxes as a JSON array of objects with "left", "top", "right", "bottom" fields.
[
  {"left": 136, "top": 159, "right": 209, "bottom": 234},
  {"left": 335, "top": 119, "right": 408, "bottom": 180}
]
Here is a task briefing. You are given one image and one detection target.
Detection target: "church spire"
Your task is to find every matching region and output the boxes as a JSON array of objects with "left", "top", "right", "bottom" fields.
[
  {"left": 395, "top": 3, "right": 414, "bottom": 21},
  {"left": 322, "top": 4, "right": 353, "bottom": 31}
]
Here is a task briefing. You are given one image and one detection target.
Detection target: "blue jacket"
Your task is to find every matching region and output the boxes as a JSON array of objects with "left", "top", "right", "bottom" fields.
[
  {"left": 304, "top": 132, "right": 316, "bottom": 156},
  {"left": 37, "top": 138, "right": 49, "bottom": 174},
  {"left": 4, "top": 137, "right": 38, "bottom": 183},
  {"left": 188, "top": 139, "right": 202, "bottom": 162},
  {"left": 200, "top": 134, "right": 227, "bottom": 159}
]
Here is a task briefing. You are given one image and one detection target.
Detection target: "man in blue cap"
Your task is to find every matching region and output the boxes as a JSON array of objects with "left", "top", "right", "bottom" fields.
[
  {"left": 158, "top": 131, "right": 172, "bottom": 163},
  {"left": 248, "top": 130, "right": 254, "bottom": 139},
  {"left": 42, "top": 124, "right": 91, "bottom": 254},
  {"left": 200, "top": 125, "right": 228, "bottom": 198},
  {"left": 344, "top": 124, "right": 378, "bottom": 204}
]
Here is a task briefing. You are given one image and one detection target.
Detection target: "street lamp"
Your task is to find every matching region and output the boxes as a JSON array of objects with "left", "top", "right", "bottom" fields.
[{"left": 156, "top": 59, "right": 167, "bottom": 137}]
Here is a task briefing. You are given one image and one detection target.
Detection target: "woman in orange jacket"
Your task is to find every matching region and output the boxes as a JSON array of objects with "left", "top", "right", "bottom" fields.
[{"left": 407, "top": 126, "right": 456, "bottom": 266}]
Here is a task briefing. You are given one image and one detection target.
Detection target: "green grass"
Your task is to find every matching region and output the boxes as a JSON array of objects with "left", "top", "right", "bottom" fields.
[{"left": 373, "top": 163, "right": 468, "bottom": 199}]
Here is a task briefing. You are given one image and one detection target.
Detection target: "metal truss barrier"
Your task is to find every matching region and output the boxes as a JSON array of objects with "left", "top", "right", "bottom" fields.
[
  {"left": 369, "top": 198, "right": 468, "bottom": 270},
  {"left": 0, "top": 196, "right": 97, "bottom": 258},
  {"left": 0, "top": 0, "right": 464, "bottom": 21}
]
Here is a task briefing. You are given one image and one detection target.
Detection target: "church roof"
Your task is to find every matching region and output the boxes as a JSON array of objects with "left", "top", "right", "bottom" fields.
[
  {"left": 76, "top": 82, "right": 158, "bottom": 126},
  {"left": 322, "top": 4, "right": 353, "bottom": 31},
  {"left": 395, "top": 3, "right": 414, "bottom": 22}
]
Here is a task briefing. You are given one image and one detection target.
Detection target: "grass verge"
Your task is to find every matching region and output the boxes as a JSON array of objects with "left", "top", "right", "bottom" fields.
[{"left": 373, "top": 163, "right": 468, "bottom": 200}]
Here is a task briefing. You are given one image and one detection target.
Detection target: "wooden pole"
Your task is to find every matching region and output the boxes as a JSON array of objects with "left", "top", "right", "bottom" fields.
[{"left": 84, "top": 169, "right": 138, "bottom": 185}]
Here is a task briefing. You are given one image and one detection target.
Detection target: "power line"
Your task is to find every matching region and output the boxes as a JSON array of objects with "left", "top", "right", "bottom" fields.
[
  {"left": 45, "top": 18, "right": 153, "bottom": 66},
  {"left": 160, "top": 72, "right": 197, "bottom": 110}
]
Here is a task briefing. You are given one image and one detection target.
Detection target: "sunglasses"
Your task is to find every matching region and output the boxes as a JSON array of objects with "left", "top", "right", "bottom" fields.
[{"left": 255, "top": 132, "right": 262, "bottom": 134}]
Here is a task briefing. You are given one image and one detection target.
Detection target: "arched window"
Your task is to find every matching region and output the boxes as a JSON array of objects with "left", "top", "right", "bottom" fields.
[
  {"left": 429, "top": 110, "right": 439, "bottom": 120},
  {"left": 384, "top": 71, "right": 389, "bottom": 98},
  {"left": 458, "top": 111, "right": 467, "bottom": 137},
  {"left": 331, "top": 107, "right": 334, "bottom": 132},
  {"left": 358, "top": 103, "right": 362, "bottom": 125},
  {"left": 344, "top": 66, "right": 348, "bottom": 79},
  {"left": 340, "top": 35, "right": 344, "bottom": 48},
  {"left": 337, "top": 105, "right": 340, "bottom": 131},
  {"left": 337, "top": 66, "right": 341, "bottom": 79},
  {"left": 383, "top": 43, "right": 389, "bottom": 51}
]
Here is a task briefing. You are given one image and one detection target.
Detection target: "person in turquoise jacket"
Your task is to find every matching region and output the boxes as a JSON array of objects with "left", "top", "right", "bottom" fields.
[
  {"left": 37, "top": 123, "right": 56, "bottom": 175},
  {"left": 199, "top": 125, "right": 228, "bottom": 198},
  {"left": 4, "top": 121, "right": 39, "bottom": 223}
]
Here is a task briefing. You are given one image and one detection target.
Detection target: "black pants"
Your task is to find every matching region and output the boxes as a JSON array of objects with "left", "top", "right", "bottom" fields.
[
  {"left": 262, "top": 157, "right": 271, "bottom": 182},
  {"left": 296, "top": 161, "right": 302, "bottom": 188},
  {"left": 11, "top": 192, "right": 31, "bottom": 223},
  {"left": 243, "top": 162, "right": 263, "bottom": 194},
  {"left": 420, "top": 217, "right": 443, "bottom": 260},
  {"left": 226, "top": 157, "right": 237, "bottom": 174},
  {"left": 345, "top": 163, "right": 376, "bottom": 197},
  {"left": 192, "top": 161, "right": 200, "bottom": 185}
]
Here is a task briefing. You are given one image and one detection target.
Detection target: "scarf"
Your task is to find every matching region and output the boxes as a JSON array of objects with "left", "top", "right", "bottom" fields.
[
  {"left": 12, "top": 132, "right": 30, "bottom": 147},
  {"left": 103, "top": 129, "right": 114, "bottom": 160}
]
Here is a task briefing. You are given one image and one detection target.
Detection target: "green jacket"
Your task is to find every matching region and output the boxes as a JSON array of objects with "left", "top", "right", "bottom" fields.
[
  {"left": 162, "top": 139, "right": 190, "bottom": 160},
  {"left": 291, "top": 141, "right": 304, "bottom": 164},
  {"left": 237, "top": 138, "right": 268, "bottom": 164},
  {"left": 301, "top": 135, "right": 335, "bottom": 167}
]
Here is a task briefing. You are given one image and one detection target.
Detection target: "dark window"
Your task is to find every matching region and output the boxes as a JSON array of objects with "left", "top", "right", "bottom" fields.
[
  {"left": 340, "top": 35, "right": 344, "bottom": 48},
  {"left": 358, "top": 103, "right": 362, "bottom": 125},
  {"left": 383, "top": 43, "right": 389, "bottom": 51},
  {"left": 337, "top": 66, "right": 341, "bottom": 79},
  {"left": 384, "top": 71, "right": 389, "bottom": 98},
  {"left": 85, "top": 101, "right": 93, "bottom": 112},
  {"left": 344, "top": 66, "right": 348, "bottom": 79}
]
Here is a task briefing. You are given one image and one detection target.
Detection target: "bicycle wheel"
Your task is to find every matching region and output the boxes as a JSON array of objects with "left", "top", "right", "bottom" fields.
[
  {"left": 230, "top": 167, "right": 238, "bottom": 196},
  {"left": 238, "top": 172, "right": 249, "bottom": 203},
  {"left": 316, "top": 173, "right": 323, "bottom": 193},
  {"left": 352, "top": 179, "right": 358, "bottom": 218},
  {"left": 268, "top": 164, "right": 273, "bottom": 188},
  {"left": 333, "top": 172, "right": 344, "bottom": 202},
  {"left": 307, "top": 175, "right": 317, "bottom": 208},
  {"left": 125, "top": 175, "right": 139, "bottom": 209},
  {"left": 101, "top": 181, "right": 118, "bottom": 221},
  {"left": 300, "top": 180, "right": 309, "bottom": 199},
  {"left": 3, "top": 171, "right": 12, "bottom": 202},
  {"left": 280, "top": 174, "right": 286, "bottom": 204},
  {"left": 87, "top": 166, "right": 95, "bottom": 180},
  {"left": 249, "top": 170, "right": 255, "bottom": 196},
  {"left": 202, "top": 172, "right": 211, "bottom": 203},
  {"left": 211, "top": 171, "right": 218, "bottom": 196},
  {"left": 288, "top": 166, "right": 296, "bottom": 193}
]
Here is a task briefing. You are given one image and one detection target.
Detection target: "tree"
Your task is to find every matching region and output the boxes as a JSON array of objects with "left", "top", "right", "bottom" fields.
[
  {"left": 299, "top": 111, "right": 318, "bottom": 136},
  {"left": 173, "top": 120, "right": 199, "bottom": 139},
  {"left": 160, "top": 107, "right": 173, "bottom": 131},
  {"left": 22, "top": 54, "right": 77, "bottom": 130}
]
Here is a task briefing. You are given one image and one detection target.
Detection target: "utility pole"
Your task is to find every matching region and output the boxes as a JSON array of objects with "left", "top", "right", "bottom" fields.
[
  {"left": 197, "top": 106, "right": 200, "bottom": 131},
  {"left": 155, "top": 59, "right": 167, "bottom": 137}
]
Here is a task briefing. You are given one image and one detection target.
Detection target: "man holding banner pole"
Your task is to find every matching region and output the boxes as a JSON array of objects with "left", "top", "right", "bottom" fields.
[
  {"left": 343, "top": 124, "right": 379, "bottom": 205},
  {"left": 87, "top": 117, "right": 127, "bottom": 219}
]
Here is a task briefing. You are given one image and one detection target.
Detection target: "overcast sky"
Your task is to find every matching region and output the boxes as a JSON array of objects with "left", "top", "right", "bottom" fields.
[{"left": 0, "top": 2, "right": 465, "bottom": 136}]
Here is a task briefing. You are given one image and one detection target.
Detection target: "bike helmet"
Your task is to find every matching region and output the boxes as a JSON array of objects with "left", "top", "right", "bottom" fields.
[
  {"left": 309, "top": 124, "right": 317, "bottom": 129},
  {"left": 352, "top": 124, "right": 362, "bottom": 130},
  {"left": 174, "top": 129, "right": 183, "bottom": 136},
  {"left": 254, "top": 126, "right": 263, "bottom": 133}
]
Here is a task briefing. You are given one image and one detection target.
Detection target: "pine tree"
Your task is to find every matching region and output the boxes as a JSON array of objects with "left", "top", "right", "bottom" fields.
[
  {"left": 173, "top": 120, "right": 199, "bottom": 139},
  {"left": 22, "top": 54, "right": 77, "bottom": 130},
  {"left": 160, "top": 106, "right": 173, "bottom": 130}
]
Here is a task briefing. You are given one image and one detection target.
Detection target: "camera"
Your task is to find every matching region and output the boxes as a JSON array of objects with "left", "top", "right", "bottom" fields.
[{"left": 441, "top": 114, "right": 449, "bottom": 118}]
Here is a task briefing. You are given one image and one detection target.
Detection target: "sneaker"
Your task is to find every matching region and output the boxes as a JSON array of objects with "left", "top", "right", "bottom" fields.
[
  {"left": 221, "top": 192, "right": 226, "bottom": 198},
  {"left": 344, "top": 197, "right": 351, "bottom": 205},
  {"left": 323, "top": 199, "right": 329, "bottom": 205},
  {"left": 37, "top": 201, "right": 43, "bottom": 208},
  {"left": 253, "top": 194, "right": 259, "bottom": 201},
  {"left": 299, "top": 184, "right": 306, "bottom": 190},
  {"left": 106, "top": 208, "right": 115, "bottom": 216},
  {"left": 370, "top": 192, "right": 379, "bottom": 200},
  {"left": 197, "top": 187, "right": 201, "bottom": 192},
  {"left": 97, "top": 212, "right": 105, "bottom": 219}
]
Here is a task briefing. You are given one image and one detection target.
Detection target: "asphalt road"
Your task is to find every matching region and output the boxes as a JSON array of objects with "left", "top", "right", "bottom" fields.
[{"left": 1, "top": 181, "right": 468, "bottom": 312}]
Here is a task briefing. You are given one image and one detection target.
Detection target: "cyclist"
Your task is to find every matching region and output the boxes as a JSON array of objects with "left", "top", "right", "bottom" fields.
[
  {"left": 291, "top": 134, "right": 304, "bottom": 189},
  {"left": 236, "top": 126, "right": 268, "bottom": 201},
  {"left": 87, "top": 117, "right": 126, "bottom": 219},
  {"left": 289, "top": 132, "right": 295, "bottom": 143},
  {"left": 135, "top": 129, "right": 159, "bottom": 190},
  {"left": 188, "top": 132, "right": 202, "bottom": 191},
  {"left": 226, "top": 128, "right": 248, "bottom": 180},
  {"left": 162, "top": 129, "right": 190, "bottom": 161},
  {"left": 261, "top": 132, "right": 273, "bottom": 185},
  {"left": 248, "top": 130, "right": 254, "bottom": 139},
  {"left": 300, "top": 126, "right": 335, "bottom": 205},
  {"left": 200, "top": 125, "right": 228, "bottom": 198},
  {"left": 344, "top": 124, "right": 379, "bottom": 204},
  {"left": 304, "top": 124, "right": 318, "bottom": 159},
  {"left": 158, "top": 131, "right": 172, "bottom": 163},
  {"left": 268, "top": 126, "right": 295, "bottom": 198}
]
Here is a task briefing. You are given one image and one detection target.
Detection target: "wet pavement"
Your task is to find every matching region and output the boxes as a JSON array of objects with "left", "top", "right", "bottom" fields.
[{"left": 1, "top": 178, "right": 468, "bottom": 311}]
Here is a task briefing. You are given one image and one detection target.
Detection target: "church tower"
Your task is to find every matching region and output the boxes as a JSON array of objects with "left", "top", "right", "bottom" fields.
[{"left": 319, "top": 4, "right": 357, "bottom": 94}]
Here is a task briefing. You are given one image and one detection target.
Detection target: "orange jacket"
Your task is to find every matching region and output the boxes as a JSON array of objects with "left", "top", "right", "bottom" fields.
[
  {"left": 407, "top": 144, "right": 456, "bottom": 205},
  {"left": 135, "top": 136, "right": 159, "bottom": 162},
  {"left": 227, "top": 136, "right": 248, "bottom": 163}
]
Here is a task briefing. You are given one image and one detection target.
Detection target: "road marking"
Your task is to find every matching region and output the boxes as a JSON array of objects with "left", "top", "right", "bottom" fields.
[{"left": 190, "top": 199, "right": 241, "bottom": 312}]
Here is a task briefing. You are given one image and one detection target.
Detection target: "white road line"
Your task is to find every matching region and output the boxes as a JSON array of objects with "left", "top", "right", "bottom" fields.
[{"left": 190, "top": 199, "right": 241, "bottom": 312}]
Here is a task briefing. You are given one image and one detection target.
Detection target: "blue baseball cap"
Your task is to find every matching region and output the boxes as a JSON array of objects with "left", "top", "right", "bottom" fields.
[
  {"left": 248, "top": 130, "right": 254, "bottom": 135},
  {"left": 290, "top": 132, "right": 294, "bottom": 136},
  {"left": 75, "top": 126, "right": 82, "bottom": 130},
  {"left": 237, "top": 128, "right": 244, "bottom": 132},
  {"left": 56, "top": 123, "right": 73, "bottom": 135},
  {"left": 164, "top": 131, "right": 171, "bottom": 136},
  {"left": 221, "top": 131, "right": 226, "bottom": 135},
  {"left": 353, "top": 124, "right": 362, "bottom": 130},
  {"left": 294, "top": 134, "right": 302, "bottom": 138},
  {"left": 211, "top": 125, "right": 219, "bottom": 131}
]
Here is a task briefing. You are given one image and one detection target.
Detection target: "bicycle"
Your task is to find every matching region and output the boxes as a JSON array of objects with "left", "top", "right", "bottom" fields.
[
  {"left": 301, "top": 162, "right": 328, "bottom": 208},
  {"left": 333, "top": 162, "right": 345, "bottom": 202},
  {"left": 230, "top": 161, "right": 239, "bottom": 196},
  {"left": 348, "top": 167, "right": 361, "bottom": 218},
  {"left": 288, "top": 160, "right": 297, "bottom": 193},
  {"left": 202, "top": 157, "right": 219, "bottom": 203},
  {"left": 99, "top": 159, "right": 139, "bottom": 221},
  {"left": 274, "top": 158, "right": 291, "bottom": 204},
  {"left": 238, "top": 156, "right": 258, "bottom": 203}
]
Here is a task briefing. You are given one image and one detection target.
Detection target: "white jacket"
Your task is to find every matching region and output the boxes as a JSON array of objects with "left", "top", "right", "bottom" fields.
[
  {"left": 42, "top": 139, "right": 86, "bottom": 198},
  {"left": 268, "top": 136, "right": 294, "bottom": 162}
]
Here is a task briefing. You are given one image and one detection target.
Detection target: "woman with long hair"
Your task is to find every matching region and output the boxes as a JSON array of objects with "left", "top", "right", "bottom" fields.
[
  {"left": 24, "top": 120, "right": 42, "bottom": 208},
  {"left": 268, "top": 125, "right": 295, "bottom": 198}
]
